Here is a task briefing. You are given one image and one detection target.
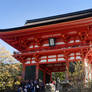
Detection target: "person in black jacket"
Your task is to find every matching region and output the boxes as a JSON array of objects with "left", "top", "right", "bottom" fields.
[
  {"left": 40, "top": 81, "right": 45, "bottom": 92},
  {"left": 30, "top": 80, "right": 35, "bottom": 92},
  {"left": 34, "top": 79, "right": 40, "bottom": 92}
]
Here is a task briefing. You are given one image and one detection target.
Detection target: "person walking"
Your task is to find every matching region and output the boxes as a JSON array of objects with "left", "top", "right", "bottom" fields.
[
  {"left": 34, "top": 79, "right": 40, "bottom": 92},
  {"left": 18, "top": 85, "right": 23, "bottom": 92},
  {"left": 30, "top": 80, "right": 35, "bottom": 92},
  {"left": 40, "top": 81, "right": 45, "bottom": 92}
]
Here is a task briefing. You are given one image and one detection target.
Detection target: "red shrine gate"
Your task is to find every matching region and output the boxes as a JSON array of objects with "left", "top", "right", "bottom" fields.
[{"left": 0, "top": 9, "right": 92, "bottom": 83}]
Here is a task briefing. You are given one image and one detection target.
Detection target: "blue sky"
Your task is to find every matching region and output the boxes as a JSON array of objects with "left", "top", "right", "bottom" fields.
[{"left": 0, "top": 0, "right": 92, "bottom": 54}]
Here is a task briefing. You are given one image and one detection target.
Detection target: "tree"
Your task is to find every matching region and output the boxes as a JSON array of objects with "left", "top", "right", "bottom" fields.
[
  {"left": 69, "top": 61, "right": 85, "bottom": 88},
  {"left": 52, "top": 72, "right": 65, "bottom": 81},
  {"left": 0, "top": 44, "right": 22, "bottom": 91},
  {"left": 0, "top": 43, "right": 17, "bottom": 63}
]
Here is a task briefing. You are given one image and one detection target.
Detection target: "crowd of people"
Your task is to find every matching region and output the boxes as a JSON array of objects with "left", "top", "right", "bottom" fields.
[{"left": 18, "top": 79, "right": 45, "bottom": 92}]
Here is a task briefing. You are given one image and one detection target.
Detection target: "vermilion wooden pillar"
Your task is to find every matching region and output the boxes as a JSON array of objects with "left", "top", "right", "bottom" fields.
[
  {"left": 43, "top": 71, "right": 46, "bottom": 83},
  {"left": 91, "top": 64, "right": 92, "bottom": 79},
  {"left": 88, "top": 63, "right": 90, "bottom": 80},
  {"left": 36, "top": 63, "right": 39, "bottom": 80},
  {"left": 22, "top": 63, "right": 25, "bottom": 79},
  {"left": 50, "top": 72, "right": 52, "bottom": 82},
  {"left": 66, "top": 61, "right": 69, "bottom": 80}
]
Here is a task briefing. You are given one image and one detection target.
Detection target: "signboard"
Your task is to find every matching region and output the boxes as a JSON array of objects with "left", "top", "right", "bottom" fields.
[{"left": 49, "top": 38, "right": 55, "bottom": 47}]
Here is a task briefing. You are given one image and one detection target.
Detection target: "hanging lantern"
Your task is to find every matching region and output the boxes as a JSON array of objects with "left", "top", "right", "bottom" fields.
[{"left": 49, "top": 38, "right": 56, "bottom": 47}]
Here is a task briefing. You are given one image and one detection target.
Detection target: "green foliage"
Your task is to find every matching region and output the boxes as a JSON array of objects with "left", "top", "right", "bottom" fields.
[
  {"left": 69, "top": 61, "right": 85, "bottom": 88},
  {"left": 0, "top": 44, "right": 22, "bottom": 90},
  {"left": 52, "top": 72, "right": 65, "bottom": 81},
  {"left": 0, "top": 63, "right": 22, "bottom": 90}
]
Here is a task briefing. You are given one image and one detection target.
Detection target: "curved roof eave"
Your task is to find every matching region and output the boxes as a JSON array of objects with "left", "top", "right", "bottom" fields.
[{"left": 0, "top": 8, "right": 92, "bottom": 32}]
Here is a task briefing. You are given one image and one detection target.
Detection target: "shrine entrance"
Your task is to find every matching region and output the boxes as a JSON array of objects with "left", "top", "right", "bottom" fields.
[
  {"left": 0, "top": 9, "right": 92, "bottom": 83},
  {"left": 24, "top": 62, "right": 66, "bottom": 83}
]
